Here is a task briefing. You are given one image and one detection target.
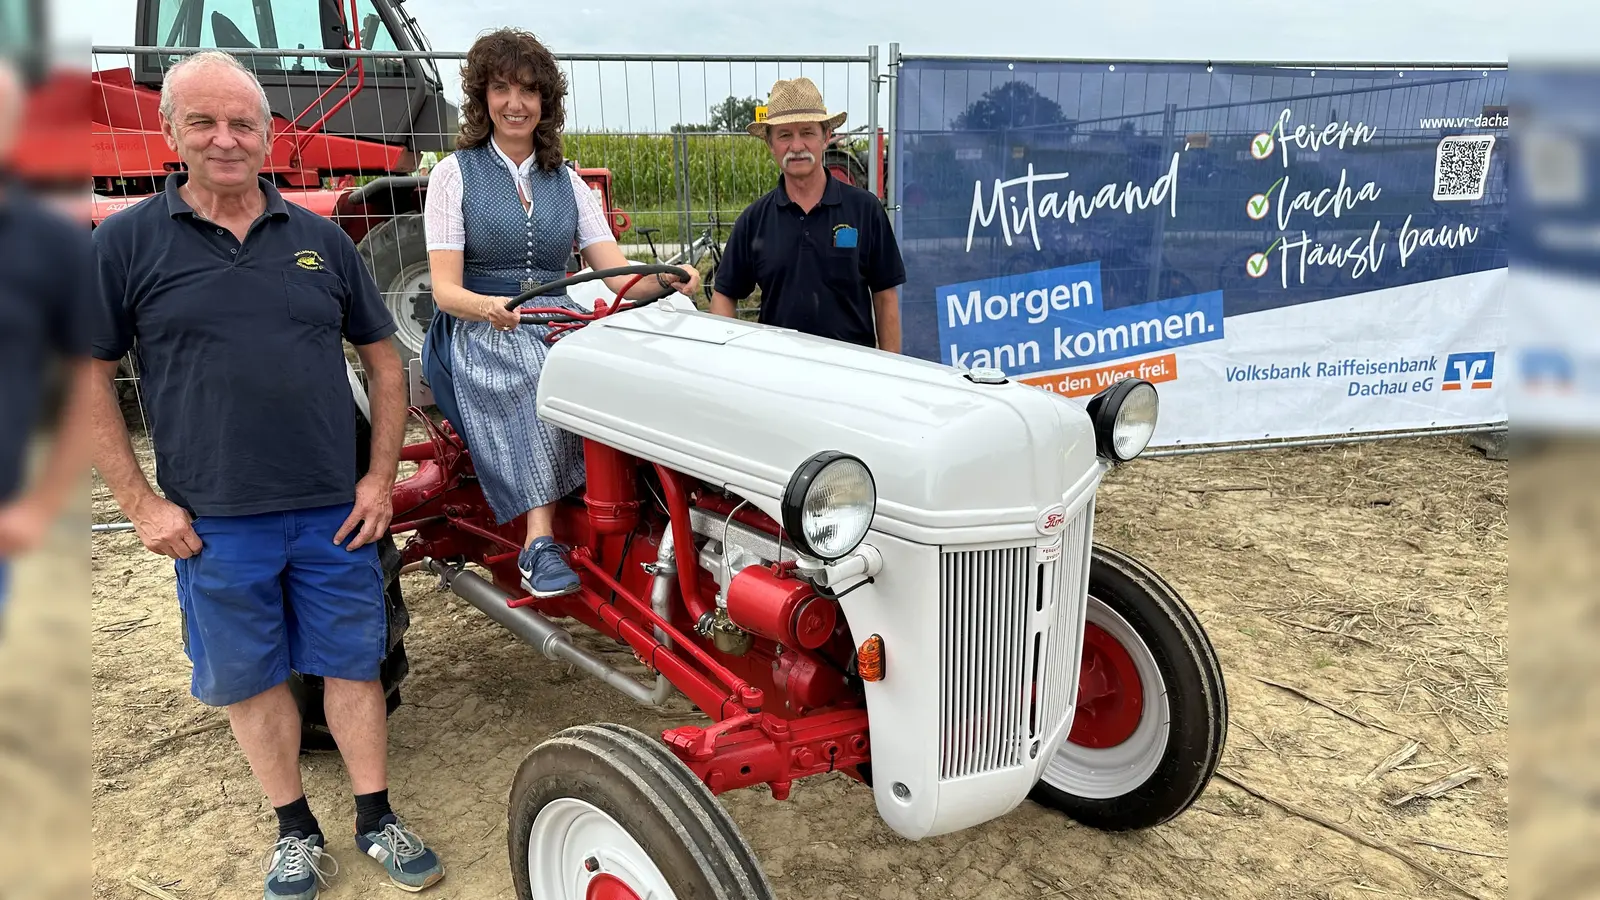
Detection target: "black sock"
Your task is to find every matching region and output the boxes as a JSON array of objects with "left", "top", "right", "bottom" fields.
[
  {"left": 274, "top": 795, "right": 321, "bottom": 841},
  {"left": 355, "top": 789, "right": 394, "bottom": 835}
]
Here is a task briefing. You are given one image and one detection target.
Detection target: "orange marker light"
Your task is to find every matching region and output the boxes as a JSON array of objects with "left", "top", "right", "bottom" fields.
[{"left": 858, "top": 634, "right": 885, "bottom": 682}]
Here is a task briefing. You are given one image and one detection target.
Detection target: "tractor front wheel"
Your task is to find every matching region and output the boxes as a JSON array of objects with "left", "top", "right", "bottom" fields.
[
  {"left": 509, "top": 723, "right": 775, "bottom": 900},
  {"left": 1028, "top": 544, "right": 1228, "bottom": 831}
]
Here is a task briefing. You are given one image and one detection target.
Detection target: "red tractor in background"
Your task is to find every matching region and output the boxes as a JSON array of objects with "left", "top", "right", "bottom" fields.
[{"left": 70, "top": 0, "right": 632, "bottom": 380}]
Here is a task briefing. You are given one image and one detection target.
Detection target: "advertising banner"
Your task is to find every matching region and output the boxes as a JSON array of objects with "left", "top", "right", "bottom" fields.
[
  {"left": 891, "top": 59, "right": 1509, "bottom": 448},
  {"left": 1507, "top": 63, "right": 1600, "bottom": 435}
]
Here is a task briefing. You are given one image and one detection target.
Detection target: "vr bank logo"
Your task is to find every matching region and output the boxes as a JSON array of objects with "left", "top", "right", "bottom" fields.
[{"left": 1442, "top": 352, "right": 1495, "bottom": 391}]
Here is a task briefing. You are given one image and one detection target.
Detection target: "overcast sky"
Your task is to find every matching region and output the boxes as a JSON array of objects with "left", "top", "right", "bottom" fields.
[{"left": 69, "top": 0, "right": 1597, "bottom": 131}]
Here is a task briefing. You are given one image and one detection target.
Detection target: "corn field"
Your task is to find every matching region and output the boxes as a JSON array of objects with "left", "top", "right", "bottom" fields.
[
  {"left": 420, "top": 131, "right": 866, "bottom": 246},
  {"left": 566, "top": 132, "right": 777, "bottom": 218}
]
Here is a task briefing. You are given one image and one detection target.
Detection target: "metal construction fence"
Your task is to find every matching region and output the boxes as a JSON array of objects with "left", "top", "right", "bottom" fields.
[
  {"left": 89, "top": 42, "right": 884, "bottom": 455},
  {"left": 85, "top": 42, "right": 1508, "bottom": 532}
]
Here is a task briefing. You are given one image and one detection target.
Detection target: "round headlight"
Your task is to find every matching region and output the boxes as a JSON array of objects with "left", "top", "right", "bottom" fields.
[
  {"left": 1085, "top": 379, "right": 1159, "bottom": 462},
  {"left": 782, "top": 451, "right": 877, "bottom": 561},
  {"left": 1112, "top": 380, "right": 1159, "bottom": 459}
]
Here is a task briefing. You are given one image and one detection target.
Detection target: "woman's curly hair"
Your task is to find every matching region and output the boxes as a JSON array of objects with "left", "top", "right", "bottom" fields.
[{"left": 455, "top": 28, "right": 567, "bottom": 170}]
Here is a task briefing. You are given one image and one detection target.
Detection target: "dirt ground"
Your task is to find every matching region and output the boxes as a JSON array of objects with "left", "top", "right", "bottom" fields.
[
  {"left": 89, "top": 431, "right": 1509, "bottom": 900},
  {"left": 0, "top": 487, "right": 92, "bottom": 899}
]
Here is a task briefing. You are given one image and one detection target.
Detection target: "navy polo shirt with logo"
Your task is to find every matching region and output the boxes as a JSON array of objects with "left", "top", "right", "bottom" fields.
[
  {"left": 90, "top": 173, "right": 398, "bottom": 518},
  {"left": 714, "top": 170, "right": 905, "bottom": 348}
]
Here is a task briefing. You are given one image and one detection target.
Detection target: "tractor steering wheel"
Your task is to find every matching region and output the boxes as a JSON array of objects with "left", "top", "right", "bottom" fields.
[{"left": 505, "top": 264, "right": 696, "bottom": 331}]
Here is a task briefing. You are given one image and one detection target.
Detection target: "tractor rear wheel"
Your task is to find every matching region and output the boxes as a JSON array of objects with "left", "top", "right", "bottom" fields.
[
  {"left": 824, "top": 148, "right": 869, "bottom": 191},
  {"left": 1028, "top": 544, "right": 1227, "bottom": 831},
  {"left": 291, "top": 406, "right": 413, "bottom": 752},
  {"left": 289, "top": 532, "right": 411, "bottom": 753},
  {"left": 357, "top": 213, "right": 434, "bottom": 367},
  {"left": 508, "top": 723, "right": 775, "bottom": 900}
]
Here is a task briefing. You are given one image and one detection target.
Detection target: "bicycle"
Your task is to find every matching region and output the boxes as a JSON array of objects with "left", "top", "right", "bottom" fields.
[{"left": 634, "top": 223, "right": 725, "bottom": 308}]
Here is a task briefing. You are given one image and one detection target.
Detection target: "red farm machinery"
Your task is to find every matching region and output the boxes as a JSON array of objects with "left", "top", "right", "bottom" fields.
[{"left": 77, "top": 0, "right": 632, "bottom": 378}]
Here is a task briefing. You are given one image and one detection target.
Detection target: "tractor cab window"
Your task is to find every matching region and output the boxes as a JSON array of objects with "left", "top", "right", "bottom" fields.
[
  {"left": 0, "top": 0, "right": 43, "bottom": 57},
  {"left": 144, "top": 0, "right": 406, "bottom": 78}
]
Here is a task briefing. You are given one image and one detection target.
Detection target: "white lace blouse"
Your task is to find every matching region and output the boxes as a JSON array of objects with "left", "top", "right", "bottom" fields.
[{"left": 423, "top": 139, "right": 615, "bottom": 254}]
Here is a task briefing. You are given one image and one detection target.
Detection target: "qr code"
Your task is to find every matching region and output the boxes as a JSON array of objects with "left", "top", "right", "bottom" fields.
[{"left": 1434, "top": 134, "right": 1496, "bottom": 202}]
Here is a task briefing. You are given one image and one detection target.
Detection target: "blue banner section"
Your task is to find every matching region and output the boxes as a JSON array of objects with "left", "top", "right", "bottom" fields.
[
  {"left": 934, "top": 261, "right": 1224, "bottom": 376},
  {"left": 891, "top": 60, "right": 1510, "bottom": 366},
  {"left": 1508, "top": 65, "right": 1600, "bottom": 280}
]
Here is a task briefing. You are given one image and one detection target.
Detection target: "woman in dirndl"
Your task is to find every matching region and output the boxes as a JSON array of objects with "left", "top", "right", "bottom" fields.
[{"left": 421, "top": 28, "right": 700, "bottom": 598}]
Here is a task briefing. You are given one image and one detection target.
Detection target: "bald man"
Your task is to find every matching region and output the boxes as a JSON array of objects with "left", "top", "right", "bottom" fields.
[{"left": 88, "top": 51, "right": 440, "bottom": 898}]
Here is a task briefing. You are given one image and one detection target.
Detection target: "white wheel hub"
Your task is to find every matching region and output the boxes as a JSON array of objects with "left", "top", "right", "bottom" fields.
[
  {"left": 385, "top": 262, "right": 433, "bottom": 355},
  {"left": 1041, "top": 596, "right": 1172, "bottom": 799},
  {"left": 527, "top": 797, "right": 678, "bottom": 900}
]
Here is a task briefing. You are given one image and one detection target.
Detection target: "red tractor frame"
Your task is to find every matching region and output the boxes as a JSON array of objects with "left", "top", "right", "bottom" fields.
[{"left": 389, "top": 266, "right": 874, "bottom": 799}]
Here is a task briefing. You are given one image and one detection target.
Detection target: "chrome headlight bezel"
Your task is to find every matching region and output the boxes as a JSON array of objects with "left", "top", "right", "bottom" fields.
[
  {"left": 1085, "top": 378, "right": 1159, "bottom": 462},
  {"left": 781, "top": 451, "right": 877, "bottom": 561}
]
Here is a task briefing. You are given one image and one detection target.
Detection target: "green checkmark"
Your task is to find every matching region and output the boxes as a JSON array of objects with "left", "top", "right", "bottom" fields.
[
  {"left": 1247, "top": 237, "right": 1283, "bottom": 276},
  {"left": 1248, "top": 176, "right": 1286, "bottom": 217},
  {"left": 1252, "top": 134, "right": 1273, "bottom": 156},
  {"left": 1256, "top": 236, "right": 1284, "bottom": 264}
]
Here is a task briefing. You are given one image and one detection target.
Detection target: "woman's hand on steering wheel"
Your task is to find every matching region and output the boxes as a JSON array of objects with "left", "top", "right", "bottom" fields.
[
  {"left": 485, "top": 297, "right": 522, "bottom": 331},
  {"left": 660, "top": 265, "right": 702, "bottom": 298}
]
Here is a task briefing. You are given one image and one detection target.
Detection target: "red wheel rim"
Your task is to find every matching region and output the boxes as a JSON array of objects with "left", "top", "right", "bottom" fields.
[
  {"left": 1068, "top": 619, "right": 1146, "bottom": 749},
  {"left": 587, "top": 873, "right": 643, "bottom": 900}
]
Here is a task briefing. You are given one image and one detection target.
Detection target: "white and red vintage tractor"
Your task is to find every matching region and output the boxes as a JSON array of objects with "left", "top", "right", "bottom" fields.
[{"left": 375, "top": 265, "right": 1227, "bottom": 898}]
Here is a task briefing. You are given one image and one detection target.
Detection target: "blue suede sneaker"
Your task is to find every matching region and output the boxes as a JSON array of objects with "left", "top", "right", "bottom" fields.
[
  {"left": 355, "top": 814, "right": 443, "bottom": 892},
  {"left": 519, "top": 536, "right": 581, "bottom": 598},
  {"left": 262, "top": 833, "right": 337, "bottom": 900}
]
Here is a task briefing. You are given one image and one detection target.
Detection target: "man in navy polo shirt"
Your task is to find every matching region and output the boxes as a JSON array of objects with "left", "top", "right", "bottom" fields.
[
  {"left": 89, "top": 51, "right": 442, "bottom": 897},
  {"left": 0, "top": 60, "right": 97, "bottom": 625},
  {"left": 710, "top": 77, "right": 906, "bottom": 351}
]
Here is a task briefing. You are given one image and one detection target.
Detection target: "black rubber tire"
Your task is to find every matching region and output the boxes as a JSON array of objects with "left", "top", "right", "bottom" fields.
[
  {"left": 291, "top": 537, "right": 411, "bottom": 753},
  {"left": 356, "top": 212, "right": 433, "bottom": 365},
  {"left": 1028, "top": 543, "right": 1228, "bottom": 831},
  {"left": 291, "top": 406, "right": 413, "bottom": 753},
  {"left": 824, "top": 148, "right": 869, "bottom": 191},
  {"left": 508, "top": 723, "right": 776, "bottom": 900}
]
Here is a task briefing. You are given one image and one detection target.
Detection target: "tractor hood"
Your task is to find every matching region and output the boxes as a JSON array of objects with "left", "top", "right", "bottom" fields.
[{"left": 535, "top": 297, "right": 1105, "bottom": 548}]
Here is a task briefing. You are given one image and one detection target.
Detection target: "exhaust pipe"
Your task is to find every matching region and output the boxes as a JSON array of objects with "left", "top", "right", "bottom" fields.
[{"left": 422, "top": 557, "right": 674, "bottom": 707}]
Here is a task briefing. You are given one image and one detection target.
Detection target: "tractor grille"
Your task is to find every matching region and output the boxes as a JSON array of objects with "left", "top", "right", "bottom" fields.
[{"left": 937, "top": 500, "right": 1094, "bottom": 781}]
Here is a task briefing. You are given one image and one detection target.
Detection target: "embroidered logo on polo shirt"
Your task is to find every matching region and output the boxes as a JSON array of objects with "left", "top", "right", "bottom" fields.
[
  {"left": 293, "top": 249, "right": 326, "bottom": 271},
  {"left": 832, "top": 224, "right": 858, "bottom": 248}
]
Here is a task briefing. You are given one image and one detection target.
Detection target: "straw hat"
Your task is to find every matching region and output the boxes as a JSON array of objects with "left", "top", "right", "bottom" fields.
[{"left": 747, "top": 77, "right": 848, "bottom": 137}]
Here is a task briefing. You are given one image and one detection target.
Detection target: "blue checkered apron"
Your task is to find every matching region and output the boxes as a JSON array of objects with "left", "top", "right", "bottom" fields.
[{"left": 449, "top": 144, "right": 588, "bottom": 525}]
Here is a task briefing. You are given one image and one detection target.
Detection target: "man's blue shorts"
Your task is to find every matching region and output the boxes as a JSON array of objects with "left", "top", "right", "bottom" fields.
[{"left": 174, "top": 502, "right": 388, "bottom": 707}]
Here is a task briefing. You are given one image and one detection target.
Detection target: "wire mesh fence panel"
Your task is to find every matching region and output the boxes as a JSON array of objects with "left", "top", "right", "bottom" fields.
[{"left": 90, "top": 43, "right": 881, "bottom": 408}]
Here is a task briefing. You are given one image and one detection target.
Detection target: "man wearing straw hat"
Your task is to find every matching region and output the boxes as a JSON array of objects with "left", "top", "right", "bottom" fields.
[{"left": 710, "top": 77, "right": 904, "bottom": 352}]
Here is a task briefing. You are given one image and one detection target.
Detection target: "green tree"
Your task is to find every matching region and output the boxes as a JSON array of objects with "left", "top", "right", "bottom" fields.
[
  {"left": 710, "top": 95, "right": 763, "bottom": 132},
  {"left": 673, "top": 94, "right": 765, "bottom": 133}
]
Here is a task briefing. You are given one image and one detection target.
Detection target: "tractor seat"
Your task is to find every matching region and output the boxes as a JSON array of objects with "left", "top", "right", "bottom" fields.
[
  {"left": 210, "top": 13, "right": 281, "bottom": 70},
  {"left": 210, "top": 12, "right": 255, "bottom": 48}
]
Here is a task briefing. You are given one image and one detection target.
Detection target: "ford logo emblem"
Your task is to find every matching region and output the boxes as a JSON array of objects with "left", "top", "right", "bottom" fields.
[{"left": 1037, "top": 504, "right": 1067, "bottom": 535}]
